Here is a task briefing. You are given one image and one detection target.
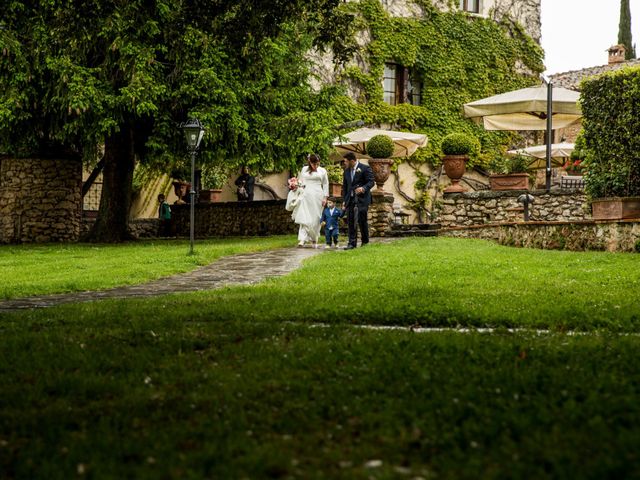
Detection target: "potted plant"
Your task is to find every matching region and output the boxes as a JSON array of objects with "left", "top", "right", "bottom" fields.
[
  {"left": 562, "top": 143, "right": 584, "bottom": 175},
  {"left": 170, "top": 165, "right": 191, "bottom": 204},
  {"left": 325, "top": 162, "right": 344, "bottom": 197},
  {"left": 365, "top": 134, "right": 395, "bottom": 191},
  {"left": 489, "top": 153, "right": 530, "bottom": 191},
  {"left": 563, "top": 158, "right": 584, "bottom": 176},
  {"left": 199, "top": 164, "right": 228, "bottom": 202},
  {"left": 441, "top": 132, "right": 476, "bottom": 193}
]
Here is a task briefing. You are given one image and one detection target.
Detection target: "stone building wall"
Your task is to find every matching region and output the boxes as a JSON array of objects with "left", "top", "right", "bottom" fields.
[
  {"left": 441, "top": 220, "right": 640, "bottom": 253},
  {"left": 0, "top": 157, "right": 82, "bottom": 243},
  {"left": 438, "top": 190, "right": 590, "bottom": 226}
]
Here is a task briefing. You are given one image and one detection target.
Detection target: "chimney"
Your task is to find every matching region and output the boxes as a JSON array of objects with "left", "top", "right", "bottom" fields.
[{"left": 608, "top": 44, "right": 626, "bottom": 64}]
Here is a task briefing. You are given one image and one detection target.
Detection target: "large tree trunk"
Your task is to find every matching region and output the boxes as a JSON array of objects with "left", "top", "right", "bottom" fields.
[{"left": 86, "top": 125, "right": 136, "bottom": 242}]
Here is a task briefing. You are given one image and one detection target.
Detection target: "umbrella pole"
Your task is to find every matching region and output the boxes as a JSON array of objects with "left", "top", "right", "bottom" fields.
[{"left": 545, "top": 81, "right": 553, "bottom": 192}]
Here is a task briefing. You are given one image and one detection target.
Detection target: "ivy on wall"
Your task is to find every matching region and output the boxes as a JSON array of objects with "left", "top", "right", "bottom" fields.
[
  {"left": 335, "top": 0, "right": 543, "bottom": 159},
  {"left": 329, "top": 0, "right": 544, "bottom": 215}
]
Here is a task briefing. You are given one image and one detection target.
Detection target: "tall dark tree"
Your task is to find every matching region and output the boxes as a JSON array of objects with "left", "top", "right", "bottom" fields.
[
  {"left": 618, "top": 0, "right": 636, "bottom": 59},
  {"left": 0, "top": 0, "right": 353, "bottom": 242}
]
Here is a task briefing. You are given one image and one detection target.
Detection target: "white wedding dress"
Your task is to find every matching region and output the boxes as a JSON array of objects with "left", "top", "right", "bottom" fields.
[{"left": 293, "top": 166, "right": 329, "bottom": 244}]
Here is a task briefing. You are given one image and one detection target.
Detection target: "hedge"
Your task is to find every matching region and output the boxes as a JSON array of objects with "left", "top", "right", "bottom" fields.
[{"left": 581, "top": 65, "right": 640, "bottom": 198}]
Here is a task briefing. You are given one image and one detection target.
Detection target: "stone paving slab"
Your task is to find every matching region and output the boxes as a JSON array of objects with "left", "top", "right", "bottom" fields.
[{"left": 0, "top": 247, "right": 324, "bottom": 312}]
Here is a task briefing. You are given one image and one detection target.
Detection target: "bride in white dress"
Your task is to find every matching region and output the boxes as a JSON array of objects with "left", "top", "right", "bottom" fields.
[{"left": 292, "top": 154, "right": 329, "bottom": 248}]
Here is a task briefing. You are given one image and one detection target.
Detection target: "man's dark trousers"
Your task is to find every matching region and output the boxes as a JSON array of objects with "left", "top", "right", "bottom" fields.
[{"left": 347, "top": 203, "right": 369, "bottom": 247}]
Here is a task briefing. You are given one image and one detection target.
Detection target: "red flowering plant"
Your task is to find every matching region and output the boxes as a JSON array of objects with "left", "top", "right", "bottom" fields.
[
  {"left": 564, "top": 135, "right": 586, "bottom": 175},
  {"left": 563, "top": 159, "right": 584, "bottom": 175}
]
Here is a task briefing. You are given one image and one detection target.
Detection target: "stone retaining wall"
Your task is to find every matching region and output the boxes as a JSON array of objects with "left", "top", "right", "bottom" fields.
[
  {"left": 439, "top": 190, "right": 590, "bottom": 226},
  {"left": 441, "top": 220, "right": 640, "bottom": 252},
  {"left": 122, "top": 194, "right": 395, "bottom": 239},
  {"left": 171, "top": 200, "right": 298, "bottom": 238},
  {"left": 0, "top": 157, "right": 82, "bottom": 243}
]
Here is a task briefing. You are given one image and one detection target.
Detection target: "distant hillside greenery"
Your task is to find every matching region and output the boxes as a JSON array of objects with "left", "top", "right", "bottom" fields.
[{"left": 330, "top": 0, "right": 544, "bottom": 167}]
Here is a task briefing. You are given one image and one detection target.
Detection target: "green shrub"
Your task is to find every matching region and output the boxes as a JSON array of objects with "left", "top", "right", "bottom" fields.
[
  {"left": 507, "top": 153, "right": 529, "bottom": 173},
  {"left": 200, "top": 163, "right": 230, "bottom": 189},
  {"left": 324, "top": 162, "right": 344, "bottom": 183},
  {"left": 366, "top": 134, "right": 394, "bottom": 158},
  {"left": 441, "top": 132, "right": 477, "bottom": 156},
  {"left": 581, "top": 66, "right": 640, "bottom": 198},
  {"left": 488, "top": 153, "right": 529, "bottom": 174}
]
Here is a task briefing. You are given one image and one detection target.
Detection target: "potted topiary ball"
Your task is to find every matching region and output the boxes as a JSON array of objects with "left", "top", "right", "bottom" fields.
[
  {"left": 441, "top": 132, "right": 476, "bottom": 193},
  {"left": 366, "top": 134, "right": 395, "bottom": 191}
]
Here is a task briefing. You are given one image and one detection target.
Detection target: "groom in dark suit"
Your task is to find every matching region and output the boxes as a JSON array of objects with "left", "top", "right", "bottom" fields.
[{"left": 342, "top": 152, "right": 375, "bottom": 249}]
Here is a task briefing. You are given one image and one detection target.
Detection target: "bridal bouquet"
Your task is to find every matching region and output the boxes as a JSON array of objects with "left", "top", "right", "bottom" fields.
[
  {"left": 285, "top": 178, "right": 305, "bottom": 211},
  {"left": 288, "top": 177, "right": 304, "bottom": 191}
]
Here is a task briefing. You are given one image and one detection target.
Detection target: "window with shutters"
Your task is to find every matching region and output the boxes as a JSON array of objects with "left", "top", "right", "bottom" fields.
[{"left": 383, "top": 63, "right": 422, "bottom": 106}]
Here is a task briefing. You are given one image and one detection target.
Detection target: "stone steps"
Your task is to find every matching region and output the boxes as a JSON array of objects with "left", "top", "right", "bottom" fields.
[{"left": 388, "top": 223, "right": 441, "bottom": 237}]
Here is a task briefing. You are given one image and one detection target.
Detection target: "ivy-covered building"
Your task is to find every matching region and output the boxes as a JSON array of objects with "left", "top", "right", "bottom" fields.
[{"left": 238, "top": 0, "right": 545, "bottom": 223}]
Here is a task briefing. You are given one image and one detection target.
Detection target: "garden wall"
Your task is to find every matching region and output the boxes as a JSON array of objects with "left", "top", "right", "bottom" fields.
[
  {"left": 0, "top": 157, "right": 82, "bottom": 243},
  {"left": 123, "top": 194, "right": 395, "bottom": 239},
  {"left": 441, "top": 220, "right": 640, "bottom": 252},
  {"left": 170, "top": 200, "right": 299, "bottom": 238},
  {"left": 438, "top": 190, "right": 589, "bottom": 226}
]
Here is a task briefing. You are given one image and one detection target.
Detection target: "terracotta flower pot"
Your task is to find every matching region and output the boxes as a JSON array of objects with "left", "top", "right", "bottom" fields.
[
  {"left": 591, "top": 197, "right": 640, "bottom": 220},
  {"left": 442, "top": 155, "right": 468, "bottom": 193},
  {"left": 199, "top": 189, "right": 223, "bottom": 203},
  {"left": 489, "top": 173, "right": 529, "bottom": 191},
  {"left": 368, "top": 158, "right": 394, "bottom": 191},
  {"left": 329, "top": 182, "right": 342, "bottom": 197}
]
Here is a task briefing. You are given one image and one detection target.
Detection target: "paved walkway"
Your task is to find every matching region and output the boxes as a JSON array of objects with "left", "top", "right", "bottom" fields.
[{"left": 0, "top": 246, "right": 325, "bottom": 312}]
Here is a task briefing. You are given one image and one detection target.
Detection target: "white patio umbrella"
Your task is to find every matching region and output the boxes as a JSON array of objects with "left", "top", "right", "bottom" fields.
[
  {"left": 507, "top": 142, "right": 575, "bottom": 169},
  {"left": 332, "top": 127, "right": 428, "bottom": 159},
  {"left": 463, "top": 83, "right": 582, "bottom": 190}
]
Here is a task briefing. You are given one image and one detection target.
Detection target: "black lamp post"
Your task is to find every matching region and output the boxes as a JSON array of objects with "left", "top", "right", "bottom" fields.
[{"left": 180, "top": 118, "right": 205, "bottom": 255}]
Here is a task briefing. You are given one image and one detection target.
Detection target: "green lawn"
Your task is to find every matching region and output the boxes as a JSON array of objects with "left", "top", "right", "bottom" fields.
[
  {"left": 6, "top": 237, "right": 639, "bottom": 331},
  {"left": 0, "top": 236, "right": 295, "bottom": 299},
  {"left": 1, "top": 237, "right": 640, "bottom": 479}
]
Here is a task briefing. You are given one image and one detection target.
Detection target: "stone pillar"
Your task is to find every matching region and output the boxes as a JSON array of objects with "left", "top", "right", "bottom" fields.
[
  {"left": 369, "top": 191, "right": 395, "bottom": 237},
  {"left": 0, "top": 157, "right": 82, "bottom": 243}
]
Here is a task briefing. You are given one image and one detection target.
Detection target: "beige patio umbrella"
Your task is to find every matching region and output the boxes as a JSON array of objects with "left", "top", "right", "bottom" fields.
[
  {"left": 463, "top": 83, "right": 582, "bottom": 190},
  {"left": 507, "top": 142, "right": 575, "bottom": 169},
  {"left": 332, "top": 127, "right": 428, "bottom": 159},
  {"left": 463, "top": 86, "right": 582, "bottom": 131}
]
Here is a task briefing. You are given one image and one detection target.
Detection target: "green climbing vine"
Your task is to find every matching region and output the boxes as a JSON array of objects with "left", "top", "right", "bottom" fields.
[{"left": 331, "top": 0, "right": 544, "bottom": 218}]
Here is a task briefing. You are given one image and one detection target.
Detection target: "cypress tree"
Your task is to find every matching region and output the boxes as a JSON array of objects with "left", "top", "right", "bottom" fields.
[{"left": 618, "top": 0, "right": 636, "bottom": 59}]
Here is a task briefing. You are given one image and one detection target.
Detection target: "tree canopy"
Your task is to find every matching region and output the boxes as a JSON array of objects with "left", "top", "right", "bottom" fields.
[
  {"left": 0, "top": 0, "right": 352, "bottom": 241},
  {"left": 0, "top": 0, "right": 351, "bottom": 167}
]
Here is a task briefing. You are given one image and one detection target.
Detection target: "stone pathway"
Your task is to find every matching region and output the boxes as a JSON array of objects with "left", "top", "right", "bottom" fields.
[{"left": 0, "top": 246, "right": 325, "bottom": 312}]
